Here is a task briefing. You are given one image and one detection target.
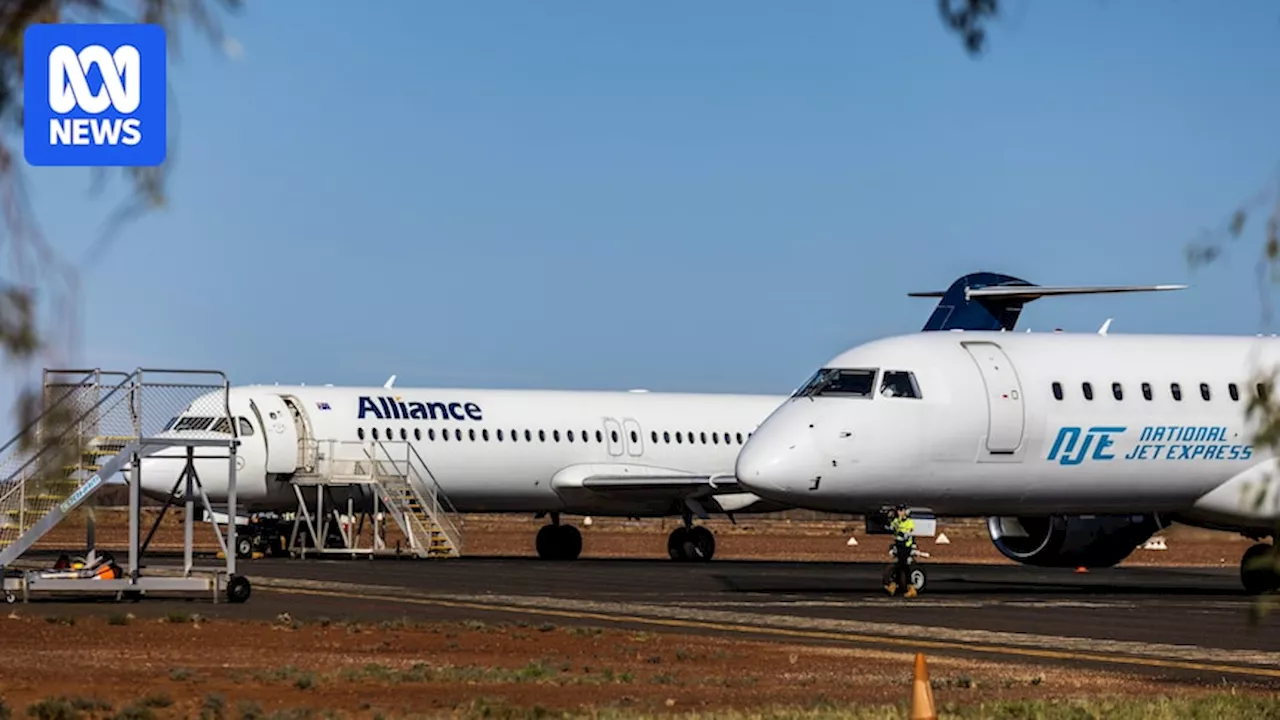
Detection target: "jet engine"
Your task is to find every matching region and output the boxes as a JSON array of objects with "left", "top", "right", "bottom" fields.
[{"left": 985, "top": 514, "right": 1165, "bottom": 568}]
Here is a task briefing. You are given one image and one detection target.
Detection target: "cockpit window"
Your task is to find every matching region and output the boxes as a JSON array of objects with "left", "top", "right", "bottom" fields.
[
  {"left": 880, "top": 370, "right": 922, "bottom": 399},
  {"left": 238, "top": 418, "right": 254, "bottom": 436},
  {"left": 793, "top": 368, "right": 878, "bottom": 398},
  {"left": 172, "top": 416, "right": 214, "bottom": 431}
]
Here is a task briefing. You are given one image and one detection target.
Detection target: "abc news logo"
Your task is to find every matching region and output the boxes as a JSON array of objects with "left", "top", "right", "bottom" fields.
[
  {"left": 48, "top": 44, "right": 143, "bottom": 147},
  {"left": 24, "top": 24, "right": 166, "bottom": 167}
]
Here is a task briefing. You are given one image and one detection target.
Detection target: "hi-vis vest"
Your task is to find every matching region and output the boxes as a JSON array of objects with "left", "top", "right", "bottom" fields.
[{"left": 890, "top": 516, "right": 915, "bottom": 546}]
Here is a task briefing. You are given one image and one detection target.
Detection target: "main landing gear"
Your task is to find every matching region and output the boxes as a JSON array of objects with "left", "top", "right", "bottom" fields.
[
  {"left": 1240, "top": 543, "right": 1280, "bottom": 594},
  {"left": 668, "top": 512, "right": 715, "bottom": 562},
  {"left": 536, "top": 514, "right": 583, "bottom": 561}
]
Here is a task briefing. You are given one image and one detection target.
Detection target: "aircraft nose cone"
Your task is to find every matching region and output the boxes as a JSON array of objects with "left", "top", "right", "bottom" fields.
[{"left": 736, "top": 424, "right": 817, "bottom": 500}]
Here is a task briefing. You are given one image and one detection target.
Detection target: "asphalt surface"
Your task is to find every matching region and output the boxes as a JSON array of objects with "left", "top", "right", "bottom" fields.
[{"left": 11, "top": 553, "right": 1280, "bottom": 685}]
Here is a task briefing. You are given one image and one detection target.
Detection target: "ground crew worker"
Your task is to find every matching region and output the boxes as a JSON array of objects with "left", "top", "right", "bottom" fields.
[{"left": 885, "top": 504, "right": 918, "bottom": 598}]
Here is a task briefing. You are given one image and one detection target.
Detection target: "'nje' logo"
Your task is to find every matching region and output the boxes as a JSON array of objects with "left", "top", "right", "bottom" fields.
[{"left": 23, "top": 23, "right": 166, "bottom": 167}]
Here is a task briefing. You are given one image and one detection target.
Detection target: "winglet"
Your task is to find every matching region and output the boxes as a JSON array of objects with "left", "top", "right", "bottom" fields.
[
  {"left": 383, "top": 374, "right": 397, "bottom": 389},
  {"left": 1098, "top": 318, "right": 1112, "bottom": 335}
]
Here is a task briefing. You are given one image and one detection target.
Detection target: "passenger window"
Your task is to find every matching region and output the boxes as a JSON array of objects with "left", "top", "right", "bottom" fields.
[
  {"left": 1171, "top": 383, "right": 1182, "bottom": 401},
  {"left": 651, "top": 431, "right": 658, "bottom": 443},
  {"left": 1112, "top": 382, "right": 1123, "bottom": 401},
  {"left": 553, "top": 430, "right": 561, "bottom": 442},
  {"left": 468, "top": 429, "right": 476, "bottom": 442},
  {"left": 538, "top": 430, "right": 546, "bottom": 442},
  {"left": 386, "top": 427, "right": 393, "bottom": 440},
  {"left": 482, "top": 429, "right": 490, "bottom": 442},
  {"left": 1200, "top": 383, "right": 1211, "bottom": 401},
  {"left": 1082, "top": 382, "right": 1093, "bottom": 401},
  {"left": 611, "top": 430, "right": 619, "bottom": 443},
  {"left": 630, "top": 431, "right": 638, "bottom": 443},
  {"left": 595, "top": 430, "right": 603, "bottom": 443},
  {"left": 357, "top": 428, "right": 365, "bottom": 440},
  {"left": 1142, "top": 383, "right": 1152, "bottom": 401},
  {"left": 372, "top": 428, "right": 380, "bottom": 440},
  {"left": 455, "top": 428, "right": 462, "bottom": 441},
  {"left": 525, "top": 430, "right": 533, "bottom": 442},
  {"left": 429, "top": 428, "right": 436, "bottom": 441},
  {"left": 676, "top": 432, "right": 683, "bottom": 444},
  {"left": 400, "top": 428, "right": 408, "bottom": 440},
  {"left": 663, "top": 431, "right": 671, "bottom": 443},
  {"left": 880, "top": 371, "right": 922, "bottom": 399},
  {"left": 1052, "top": 382, "right": 1063, "bottom": 401},
  {"left": 414, "top": 428, "right": 421, "bottom": 441},
  {"left": 1230, "top": 383, "right": 1240, "bottom": 402},
  {"left": 736, "top": 432, "right": 744, "bottom": 444},
  {"left": 567, "top": 430, "right": 575, "bottom": 442}
]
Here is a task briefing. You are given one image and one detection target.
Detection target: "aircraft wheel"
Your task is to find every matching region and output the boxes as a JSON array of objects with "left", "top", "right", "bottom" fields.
[
  {"left": 559, "top": 524, "right": 583, "bottom": 560},
  {"left": 1240, "top": 543, "right": 1279, "bottom": 594},
  {"left": 667, "top": 527, "right": 689, "bottom": 560},
  {"left": 686, "top": 526, "right": 716, "bottom": 562},
  {"left": 535, "top": 524, "right": 560, "bottom": 560},
  {"left": 235, "top": 536, "right": 254, "bottom": 559}
]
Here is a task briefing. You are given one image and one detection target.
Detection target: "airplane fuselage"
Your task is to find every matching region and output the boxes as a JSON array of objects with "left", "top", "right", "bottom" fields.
[{"left": 736, "top": 330, "right": 1280, "bottom": 535}]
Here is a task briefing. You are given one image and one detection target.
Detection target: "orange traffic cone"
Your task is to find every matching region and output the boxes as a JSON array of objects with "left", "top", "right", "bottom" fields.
[
  {"left": 910, "top": 652, "right": 937, "bottom": 720},
  {"left": 1075, "top": 566, "right": 1089, "bottom": 573}
]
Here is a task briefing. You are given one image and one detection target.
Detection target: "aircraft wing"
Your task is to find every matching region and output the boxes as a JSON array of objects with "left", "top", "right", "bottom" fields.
[{"left": 548, "top": 462, "right": 771, "bottom": 515}]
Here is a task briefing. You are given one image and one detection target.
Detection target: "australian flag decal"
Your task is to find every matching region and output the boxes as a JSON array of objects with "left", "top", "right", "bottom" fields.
[{"left": 316, "top": 401, "right": 331, "bottom": 411}]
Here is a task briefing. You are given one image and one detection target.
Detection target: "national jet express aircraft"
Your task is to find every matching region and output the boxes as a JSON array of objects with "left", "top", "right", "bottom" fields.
[
  {"left": 137, "top": 273, "right": 1183, "bottom": 562},
  {"left": 734, "top": 325, "right": 1280, "bottom": 593}
]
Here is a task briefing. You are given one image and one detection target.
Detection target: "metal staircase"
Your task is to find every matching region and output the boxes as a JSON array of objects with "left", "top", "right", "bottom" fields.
[
  {"left": 0, "top": 368, "right": 250, "bottom": 603},
  {"left": 289, "top": 439, "right": 463, "bottom": 558}
]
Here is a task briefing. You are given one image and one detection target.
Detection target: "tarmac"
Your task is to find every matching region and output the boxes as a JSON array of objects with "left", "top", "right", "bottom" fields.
[{"left": 14, "top": 553, "right": 1280, "bottom": 686}]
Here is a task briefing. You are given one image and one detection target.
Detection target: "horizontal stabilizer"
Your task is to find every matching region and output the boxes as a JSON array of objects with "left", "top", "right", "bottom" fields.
[
  {"left": 964, "top": 284, "right": 1186, "bottom": 300},
  {"left": 912, "top": 272, "right": 1188, "bottom": 333}
]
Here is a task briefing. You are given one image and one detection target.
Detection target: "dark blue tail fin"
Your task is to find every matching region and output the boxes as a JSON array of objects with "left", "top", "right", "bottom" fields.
[{"left": 911, "top": 272, "right": 1187, "bottom": 332}]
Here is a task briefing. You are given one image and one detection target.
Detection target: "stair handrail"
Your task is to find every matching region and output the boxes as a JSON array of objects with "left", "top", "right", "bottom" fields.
[
  {"left": 0, "top": 370, "right": 140, "bottom": 508},
  {"left": 367, "top": 440, "right": 463, "bottom": 554},
  {"left": 0, "top": 369, "right": 100, "bottom": 460}
]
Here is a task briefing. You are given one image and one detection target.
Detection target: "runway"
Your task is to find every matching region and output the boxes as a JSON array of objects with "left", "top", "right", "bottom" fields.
[{"left": 212, "top": 556, "right": 1279, "bottom": 683}]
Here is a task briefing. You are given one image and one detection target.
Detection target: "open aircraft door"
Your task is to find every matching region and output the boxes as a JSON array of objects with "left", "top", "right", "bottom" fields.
[{"left": 250, "top": 394, "right": 300, "bottom": 474}]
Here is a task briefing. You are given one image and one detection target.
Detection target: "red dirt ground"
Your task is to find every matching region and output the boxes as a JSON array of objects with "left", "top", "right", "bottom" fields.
[{"left": 0, "top": 612, "right": 1267, "bottom": 719}]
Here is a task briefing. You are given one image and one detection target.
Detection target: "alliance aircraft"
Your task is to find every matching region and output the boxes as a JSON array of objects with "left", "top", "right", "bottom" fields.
[
  {"left": 135, "top": 273, "right": 1183, "bottom": 562},
  {"left": 733, "top": 328, "right": 1280, "bottom": 592}
]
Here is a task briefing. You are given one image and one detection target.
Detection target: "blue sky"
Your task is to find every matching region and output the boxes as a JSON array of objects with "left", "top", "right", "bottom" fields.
[{"left": 7, "top": 1, "right": 1280, "bottom": 425}]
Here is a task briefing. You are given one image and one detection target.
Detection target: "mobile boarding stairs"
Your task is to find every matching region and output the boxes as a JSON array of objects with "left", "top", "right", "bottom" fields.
[
  {"left": 0, "top": 369, "right": 251, "bottom": 603},
  {"left": 283, "top": 437, "right": 464, "bottom": 561}
]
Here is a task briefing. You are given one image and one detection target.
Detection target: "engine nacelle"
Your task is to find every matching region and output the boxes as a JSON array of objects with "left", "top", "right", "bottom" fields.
[{"left": 985, "top": 514, "right": 1165, "bottom": 568}]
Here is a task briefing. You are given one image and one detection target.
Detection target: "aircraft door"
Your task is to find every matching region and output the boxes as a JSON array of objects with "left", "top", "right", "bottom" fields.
[
  {"left": 622, "top": 418, "right": 644, "bottom": 457},
  {"left": 961, "top": 341, "right": 1025, "bottom": 454},
  {"left": 602, "top": 418, "right": 624, "bottom": 457},
  {"left": 250, "top": 394, "right": 301, "bottom": 473}
]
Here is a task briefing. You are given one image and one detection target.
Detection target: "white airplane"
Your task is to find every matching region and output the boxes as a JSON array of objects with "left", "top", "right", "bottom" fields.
[
  {"left": 132, "top": 273, "right": 1183, "bottom": 563},
  {"left": 733, "top": 328, "right": 1280, "bottom": 593}
]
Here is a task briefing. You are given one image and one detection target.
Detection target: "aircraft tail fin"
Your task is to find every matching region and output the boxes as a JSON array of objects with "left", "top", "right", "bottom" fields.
[{"left": 910, "top": 272, "right": 1186, "bottom": 332}]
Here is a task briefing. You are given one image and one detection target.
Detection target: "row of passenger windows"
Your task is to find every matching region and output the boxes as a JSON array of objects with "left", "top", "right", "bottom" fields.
[
  {"left": 356, "top": 426, "right": 752, "bottom": 447},
  {"left": 1051, "top": 380, "right": 1271, "bottom": 403}
]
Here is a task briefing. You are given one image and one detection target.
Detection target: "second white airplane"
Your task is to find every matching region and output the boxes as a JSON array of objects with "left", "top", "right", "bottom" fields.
[{"left": 734, "top": 328, "right": 1280, "bottom": 592}]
